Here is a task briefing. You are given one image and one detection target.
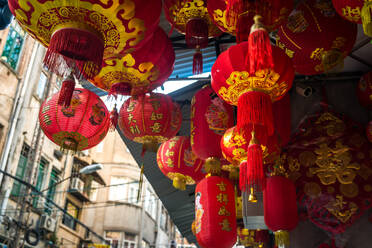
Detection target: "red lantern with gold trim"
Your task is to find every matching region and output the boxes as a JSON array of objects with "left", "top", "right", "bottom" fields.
[
  {"left": 157, "top": 136, "right": 205, "bottom": 190},
  {"left": 277, "top": 0, "right": 357, "bottom": 75},
  {"left": 332, "top": 0, "right": 372, "bottom": 37},
  {"left": 90, "top": 27, "right": 175, "bottom": 98},
  {"left": 212, "top": 41, "right": 294, "bottom": 194},
  {"left": 357, "top": 71, "right": 372, "bottom": 109},
  {"left": 163, "top": 0, "right": 222, "bottom": 74},
  {"left": 118, "top": 93, "right": 182, "bottom": 152},
  {"left": 39, "top": 89, "right": 110, "bottom": 152},
  {"left": 221, "top": 126, "right": 247, "bottom": 167},
  {"left": 207, "top": 0, "right": 293, "bottom": 42},
  {"left": 191, "top": 85, "right": 234, "bottom": 174},
  {"left": 9, "top": 0, "right": 161, "bottom": 106},
  {"left": 264, "top": 175, "right": 299, "bottom": 247},
  {"left": 195, "top": 176, "right": 237, "bottom": 248}
]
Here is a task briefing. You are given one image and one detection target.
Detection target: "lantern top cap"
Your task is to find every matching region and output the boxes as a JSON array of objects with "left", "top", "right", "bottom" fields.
[{"left": 251, "top": 15, "right": 266, "bottom": 33}]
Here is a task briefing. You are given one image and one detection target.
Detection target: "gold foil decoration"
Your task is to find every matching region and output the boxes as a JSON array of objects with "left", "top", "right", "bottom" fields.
[
  {"left": 299, "top": 151, "right": 316, "bottom": 167},
  {"left": 325, "top": 195, "right": 358, "bottom": 223},
  {"left": 339, "top": 183, "right": 359, "bottom": 198},
  {"left": 304, "top": 182, "right": 321, "bottom": 198}
]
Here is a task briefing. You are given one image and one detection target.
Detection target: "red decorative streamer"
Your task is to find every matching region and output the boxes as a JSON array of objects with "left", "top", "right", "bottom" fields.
[
  {"left": 57, "top": 76, "right": 75, "bottom": 107},
  {"left": 193, "top": 49, "right": 203, "bottom": 75}
]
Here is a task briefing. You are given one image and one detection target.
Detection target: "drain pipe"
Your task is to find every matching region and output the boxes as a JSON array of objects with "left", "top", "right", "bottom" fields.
[{"left": 0, "top": 40, "right": 40, "bottom": 217}]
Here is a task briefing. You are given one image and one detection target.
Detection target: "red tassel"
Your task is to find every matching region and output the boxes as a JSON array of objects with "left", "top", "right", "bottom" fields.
[
  {"left": 43, "top": 28, "right": 104, "bottom": 80},
  {"left": 247, "top": 16, "right": 274, "bottom": 74},
  {"left": 193, "top": 49, "right": 203, "bottom": 75},
  {"left": 186, "top": 18, "right": 209, "bottom": 48},
  {"left": 57, "top": 76, "right": 75, "bottom": 107},
  {"left": 239, "top": 132, "right": 266, "bottom": 192},
  {"left": 226, "top": 0, "right": 243, "bottom": 26},
  {"left": 109, "top": 83, "right": 132, "bottom": 99},
  {"left": 237, "top": 91, "right": 274, "bottom": 139},
  {"left": 110, "top": 105, "right": 118, "bottom": 132}
]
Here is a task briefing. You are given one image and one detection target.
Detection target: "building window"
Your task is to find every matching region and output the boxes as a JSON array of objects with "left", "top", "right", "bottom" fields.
[
  {"left": 128, "top": 182, "right": 139, "bottom": 204},
  {"left": 108, "top": 176, "right": 127, "bottom": 202},
  {"left": 160, "top": 207, "right": 168, "bottom": 231},
  {"left": 11, "top": 143, "right": 30, "bottom": 196},
  {"left": 144, "top": 188, "right": 157, "bottom": 219},
  {"left": 1, "top": 22, "right": 25, "bottom": 70},
  {"left": 141, "top": 240, "right": 150, "bottom": 248},
  {"left": 35, "top": 72, "right": 48, "bottom": 99},
  {"left": 32, "top": 157, "right": 48, "bottom": 208},
  {"left": 105, "top": 231, "right": 137, "bottom": 248},
  {"left": 89, "top": 181, "right": 99, "bottom": 202},
  {"left": 45, "top": 168, "right": 60, "bottom": 214},
  {"left": 62, "top": 200, "right": 80, "bottom": 231}
]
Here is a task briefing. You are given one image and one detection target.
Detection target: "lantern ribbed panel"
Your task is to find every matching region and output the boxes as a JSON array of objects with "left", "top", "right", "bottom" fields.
[
  {"left": 195, "top": 176, "right": 237, "bottom": 248},
  {"left": 90, "top": 27, "right": 175, "bottom": 96},
  {"left": 356, "top": 71, "right": 372, "bottom": 110},
  {"left": 277, "top": 0, "right": 357, "bottom": 75},
  {"left": 8, "top": 0, "right": 162, "bottom": 79},
  {"left": 118, "top": 93, "right": 182, "bottom": 145},
  {"left": 332, "top": 0, "right": 363, "bottom": 24},
  {"left": 39, "top": 88, "right": 110, "bottom": 151},
  {"left": 207, "top": 0, "right": 293, "bottom": 41},
  {"left": 191, "top": 86, "right": 234, "bottom": 160},
  {"left": 263, "top": 176, "right": 299, "bottom": 231},
  {"left": 157, "top": 136, "right": 205, "bottom": 190}
]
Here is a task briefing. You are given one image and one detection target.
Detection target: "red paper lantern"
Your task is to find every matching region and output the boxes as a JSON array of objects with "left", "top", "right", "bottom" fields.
[
  {"left": 163, "top": 0, "right": 221, "bottom": 74},
  {"left": 157, "top": 136, "right": 205, "bottom": 190},
  {"left": 357, "top": 71, "right": 372, "bottom": 109},
  {"left": 191, "top": 85, "right": 234, "bottom": 174},
  {"left": 221, "top": 126, "right": 248, "bottom": 166},
  {"left": 39, "top": 89, "right": 110, "bottom": 152},
  {"left": 264, "top": 175, "right": 299, "bottom": 247},
  {"left": 332, "top": 0, "right": 372, "bottom": 37},
  {"left": 118, "top": 93, "right": 182, "bottom": 150},
  {"left": 277, "top": 0, "right": 357, "bottom": 75},
  {"left": 367, "top": 121, "right": 372, "bottom": 143},
  {"left": 195, "top": 176, "right": 237, "bottom": 248},
  {"left": 8, "top": 0, "right": 162, "bottom": 79},
  {"left": 207, "top": 0, "right": 293, "bottom": 42},
  {"left": 90, "top": 27, "right": 175, "bottom": 97}
]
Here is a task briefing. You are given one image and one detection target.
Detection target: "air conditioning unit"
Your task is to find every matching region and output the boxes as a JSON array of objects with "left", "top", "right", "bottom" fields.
[
  {"left": 71, "top": 177, "right": 84, "bottom": 192},
  {"left": 40, "top": 214, "right": 56, "bottom": 232}
]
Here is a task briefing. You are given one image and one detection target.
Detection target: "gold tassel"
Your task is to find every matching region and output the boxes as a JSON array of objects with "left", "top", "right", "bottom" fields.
[
  {"left": 173, "top": 174, "right": 186, "bottom": 191},
  {"left": 362, "top": 1, "right": 372, "bottom": 37},
  {"left": 275, "top": 230, "right": 290, "bottom": 247},
  {"left": 137, "top": 164, "right": 144, "bottom": 202},
  {"left": 204, "top": 157, "right": 221, "bottom": 175}
]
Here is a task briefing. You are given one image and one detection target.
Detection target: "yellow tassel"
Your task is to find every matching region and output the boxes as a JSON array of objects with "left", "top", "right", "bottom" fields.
[
  {"left": 275, "top": 230, "right": 290, "bottom": 247},
  {"left": 173, "top": 174, "right": 186, "bottom": 191},
  {"left": 362, "top": 1, "right": 372, "bottom": 37},
  {"left": 204, "top": 157, "right": 221, "bottom": 175}
]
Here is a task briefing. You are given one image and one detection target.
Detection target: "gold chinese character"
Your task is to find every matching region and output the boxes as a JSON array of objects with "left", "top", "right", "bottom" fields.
[
  {"left": 151, "top": 112, "right": 163, "bottom": 120},
  {"left": 285, "top": 48, "right": 295, "bottom": 58},
  {"left": 332, "top": 37, "right": 346, "bottom": 50},
  {"left": 342, "top": 6, "right": 361, "bottom": 22},
  {"left": 310, "top": 48, "right": 325, "bottom": 61},
  {"left": 166, "top": 158, "right": 174, "bottom": 168},
  {"left": 216, "top": 193, "right": 229, "bottom": 205},
  {"left": 127, "top": 101, "right": 136, "bottom": 112},
  {"left": 219, "top": 218, "right": 231, "bottom": 231},
  {"left": 150, "top": 123, "right": 162, "bottom": 133},
  {"left": 128, "top": 113, "right": 136, "bottom": 125},
  {"left": 277, "top": 41, "right": 285, "bottom": 50},
  {"left": 168, "top": 141, "right": 177, "bottom": 149},
  {"left": 130, "top": 125, "right": 140, "bottom": 134},
  {"left": 217, "top": 181, "right": 227, "bottom": 191},
  {"left": 218, "top": 206, "right": 231, "bottom": 216},
  {"left": 165, "top": 149, "right": 174, "bottom": 157}
]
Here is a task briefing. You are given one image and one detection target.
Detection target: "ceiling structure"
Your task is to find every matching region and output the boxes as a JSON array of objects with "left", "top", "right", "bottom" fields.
[{"left": 82, "top": 6, "right": 372, "bottom": 247}]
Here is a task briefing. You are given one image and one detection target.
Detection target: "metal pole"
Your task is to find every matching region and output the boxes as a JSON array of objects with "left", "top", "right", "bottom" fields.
[{"left": 138, "top": 180, "right": 146, "bottom": 248}]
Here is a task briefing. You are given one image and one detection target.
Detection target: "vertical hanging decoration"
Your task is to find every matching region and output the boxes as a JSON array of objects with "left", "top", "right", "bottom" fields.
[
  {"left": 207, "top": 0, "right": 293, "bottom": 42},
  {"left": 118, "top": 93, "right": 182, "bottom": 153},
  {"left": 264, "top": 175, "right": 299, "bottom": 247},
  {"left": 356, "top": 70, "right": 372, "bottom": 110},
  {"left": 8, "top": 0, "right": 162, "bottom": 105},
  {"left": 211, "top": 40, "right": 294, "bottom": 196},
  {"left": 157, "top": 136, "right": 205, "bottom": 190},
  {"left": 39, "top": 89, "right": 110, "bottom": 152},
  {"left": 195, "top": 176, "right": 237, "bottom": 248},
  {"left": 163, "top": 0, "right": 222, "bottom": 74},
  {"left": 89, "top": 27, "right": 175, "bottom": 98},
  {"left": 277, "top": 0, "right": 357, "bottom": 75},
  {"left": 191, "top": 85, "right": 234, "bottom": 175}
]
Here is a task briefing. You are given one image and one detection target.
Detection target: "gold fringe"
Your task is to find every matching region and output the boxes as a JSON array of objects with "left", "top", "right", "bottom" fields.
[
  {"left": 362, "top": 1, "right": 372, "bottom": 37},
  {"left": 275, "top": 230, "right": 290, "bottom": 247}
]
